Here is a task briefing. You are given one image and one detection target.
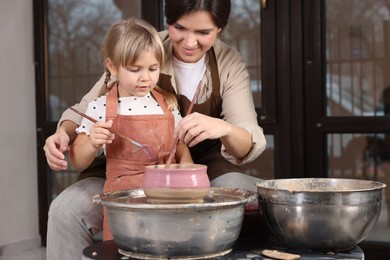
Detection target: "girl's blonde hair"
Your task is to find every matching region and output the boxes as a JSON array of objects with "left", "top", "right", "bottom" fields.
[{"left": 99, "top": 18, "right": 177, "bottom": 110}]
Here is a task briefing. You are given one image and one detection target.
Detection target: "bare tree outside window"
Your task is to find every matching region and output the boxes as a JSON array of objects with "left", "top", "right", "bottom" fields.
[
  {"left": 326, "top": 0, "right": 390, "bottom": 117},
  {"left": 224, "top": 0, "right": 262, "bottom": 107},
  {"left": 47, "top": 0, "right": 141, "bottom": 199},
  {"left": 326, "top": 1, "right": 390, "bottom": 240},
  {"left": 47, "top": 0, "right": 140, "bottom": 121}
]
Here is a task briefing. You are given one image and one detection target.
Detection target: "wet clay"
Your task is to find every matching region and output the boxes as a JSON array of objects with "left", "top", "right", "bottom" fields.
[{"left": 144, "top": 187, "right": 210, "bottom": 203}]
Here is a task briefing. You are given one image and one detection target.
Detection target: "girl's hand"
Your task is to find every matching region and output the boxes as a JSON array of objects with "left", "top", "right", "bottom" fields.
[
  {"left": 89, "top": 120, "right": 115, "bottom": 148},
  {"left": 175, "top": 112, "right": 231, "bottom": 147}
]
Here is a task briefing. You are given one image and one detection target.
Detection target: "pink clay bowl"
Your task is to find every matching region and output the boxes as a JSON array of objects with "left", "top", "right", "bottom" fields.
[{"left": 143, "top": 164, "right": 210, "bottom": 203}]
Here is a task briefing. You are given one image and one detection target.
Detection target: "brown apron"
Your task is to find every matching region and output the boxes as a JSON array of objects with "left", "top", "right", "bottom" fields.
[
  {"left": 102, "top": 84, "right": 174, "bottom": 240},
  {"left": 158, "top": 48, "right": 242, "bottom": 180}
]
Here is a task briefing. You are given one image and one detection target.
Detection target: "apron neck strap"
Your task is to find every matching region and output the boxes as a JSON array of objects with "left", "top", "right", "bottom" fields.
[
  {"left": 106, "top": 83, "right": 119, "bottom": 120},
  {"left": 151, "top": 89, "right": 170, "bottom": 114},
  {"left": 208, "top": 47, "right": 221, "bottom": 96}
]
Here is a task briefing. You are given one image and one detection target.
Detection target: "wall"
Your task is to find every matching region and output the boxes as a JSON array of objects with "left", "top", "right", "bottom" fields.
[{"left": 0, "top": 0, "right": 40, "bottom": 251}]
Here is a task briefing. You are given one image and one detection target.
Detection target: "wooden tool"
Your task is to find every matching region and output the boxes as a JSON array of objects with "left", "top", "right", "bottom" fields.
[
  {"left": 261, "top": 249, "right": 300, "bottom": 260},
  {"left": 165, "top": 81, "right": 202, "bottom": 168},
  {"left": 70, "top": 107, "right": 153, "bottom": 159}
]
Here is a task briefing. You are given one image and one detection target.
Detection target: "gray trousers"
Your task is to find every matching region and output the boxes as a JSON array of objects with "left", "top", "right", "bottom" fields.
[{"left": 46, "top": 173, "right": 260, "bottom": 260}]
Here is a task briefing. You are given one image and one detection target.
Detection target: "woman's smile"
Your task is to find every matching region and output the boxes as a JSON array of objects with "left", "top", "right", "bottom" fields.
[
  {"left": 168, "top": 10, "right": 221, "bottom": 63},
  {"left": 182, "top": 46, "right": 199, "bottom": 56}
]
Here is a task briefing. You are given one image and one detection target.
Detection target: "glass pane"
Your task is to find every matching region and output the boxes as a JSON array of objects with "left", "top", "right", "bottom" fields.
[
  {"left": 325, "top": 0, "right": 390, "bottom": 116},
  {"left": 47, "top": 0, "right": 141, "bottom": 122},
  {"left": 327, "top": 133, "right": 389, "bottom": 243},
  {"left": 47, "top": 0, "right": 142, "bottom": 200},
  {"left": 224, "top": 0, "right": 262, "bottom": 108}
]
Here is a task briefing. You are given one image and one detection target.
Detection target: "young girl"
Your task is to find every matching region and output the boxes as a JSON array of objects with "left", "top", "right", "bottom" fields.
[{"left": 68, "top": 18, "right": 193, "bottom": 240}]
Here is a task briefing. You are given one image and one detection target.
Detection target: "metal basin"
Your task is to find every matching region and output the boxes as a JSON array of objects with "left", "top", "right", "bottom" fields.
[
  {"left": 256, "top": 178, "right": 386, "bottom": 251},
  {"left": 93, "top": 187, "right": 256, "bottom": 259}
]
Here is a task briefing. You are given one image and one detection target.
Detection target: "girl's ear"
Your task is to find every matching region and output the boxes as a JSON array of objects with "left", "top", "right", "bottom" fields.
[{"left": 105, "top": 58, "right": 117, "bottom": 76}]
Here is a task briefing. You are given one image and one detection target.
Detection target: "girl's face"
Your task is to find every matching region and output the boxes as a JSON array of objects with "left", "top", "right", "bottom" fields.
[
  {"left": 168, "top": 10, "right": 221, "bottom": 63},
  {"left": 107, "top": 49, "right": 160, "bottom": 97}
]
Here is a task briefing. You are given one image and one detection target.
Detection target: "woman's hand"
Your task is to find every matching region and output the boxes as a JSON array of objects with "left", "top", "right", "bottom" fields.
[
  {"left": 176, "top": 112, "right": 253, "bottom": 160},
  {"left": 43, "top": 129, "right": 70, "bottom": 171},
  {"left": 89, "top": 120, "right": 115, "bottom": 148},
  {"left": 43, "top": 120, "right": 79, "bottom": 171},
  {"left": 175, "top": 112, "right": 231, "bottom": 147}
]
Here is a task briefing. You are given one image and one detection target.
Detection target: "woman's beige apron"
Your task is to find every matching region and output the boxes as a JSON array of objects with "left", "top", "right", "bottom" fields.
[
  {"left": 158, "top": 48, "right": 242, "bottom": 180},
  {"left": 102, "top": 84, "right": 174, "bottom": 240}
]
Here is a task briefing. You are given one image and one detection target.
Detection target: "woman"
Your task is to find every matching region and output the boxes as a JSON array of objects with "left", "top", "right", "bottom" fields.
[{"left": 44, "top": 0, "right": 266, "bottom": 259}]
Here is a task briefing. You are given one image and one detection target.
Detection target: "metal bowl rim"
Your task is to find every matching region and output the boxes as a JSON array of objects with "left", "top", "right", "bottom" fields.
[
  {"left": 93, "top": 187, "right": 256, "bottom": 210},
  {"left": 256, "top": 178, "right": 386, "bottom": 193}
]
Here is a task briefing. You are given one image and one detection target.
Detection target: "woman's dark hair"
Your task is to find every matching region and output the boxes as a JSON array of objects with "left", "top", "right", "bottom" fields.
[{"left": 164, "top": 0, "right": 231, "bottom": 29}]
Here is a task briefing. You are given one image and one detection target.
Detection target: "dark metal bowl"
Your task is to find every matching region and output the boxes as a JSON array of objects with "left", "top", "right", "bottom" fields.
[{"left": 256, "top": 178, "right": 386, "bottom": 251}]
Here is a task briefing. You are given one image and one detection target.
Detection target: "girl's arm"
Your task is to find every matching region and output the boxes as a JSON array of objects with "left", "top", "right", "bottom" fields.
[
  {"left": 69, "top": 120, "right": 114, "bottom": 171},
  {"left": 69, "top": 133, "right": 101, "bottom": 171}
]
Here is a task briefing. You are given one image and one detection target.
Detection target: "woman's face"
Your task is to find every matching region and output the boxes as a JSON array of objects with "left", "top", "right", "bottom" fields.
[{"left": 168, "top": 10, "right": 221, "bottom": 63}]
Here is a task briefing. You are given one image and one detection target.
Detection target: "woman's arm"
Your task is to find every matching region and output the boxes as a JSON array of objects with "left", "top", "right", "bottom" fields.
[
  {"left": 44, "top": 73, "right": 107, "bottom": 171},
  {"left": 176, "top": 113, "right": 253, "bottom": 160},
  {"left": 216, "top": 42, "right": 266, "bottom": 164},
  {"left": 219, "top": 120, "right": 253, "bottom": 159},
  {"left": 43, "top": 120, "right": 78, "bottom": 171},
  {"left": 175, "top": 143, "right": 194, "bottom": 164}
]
